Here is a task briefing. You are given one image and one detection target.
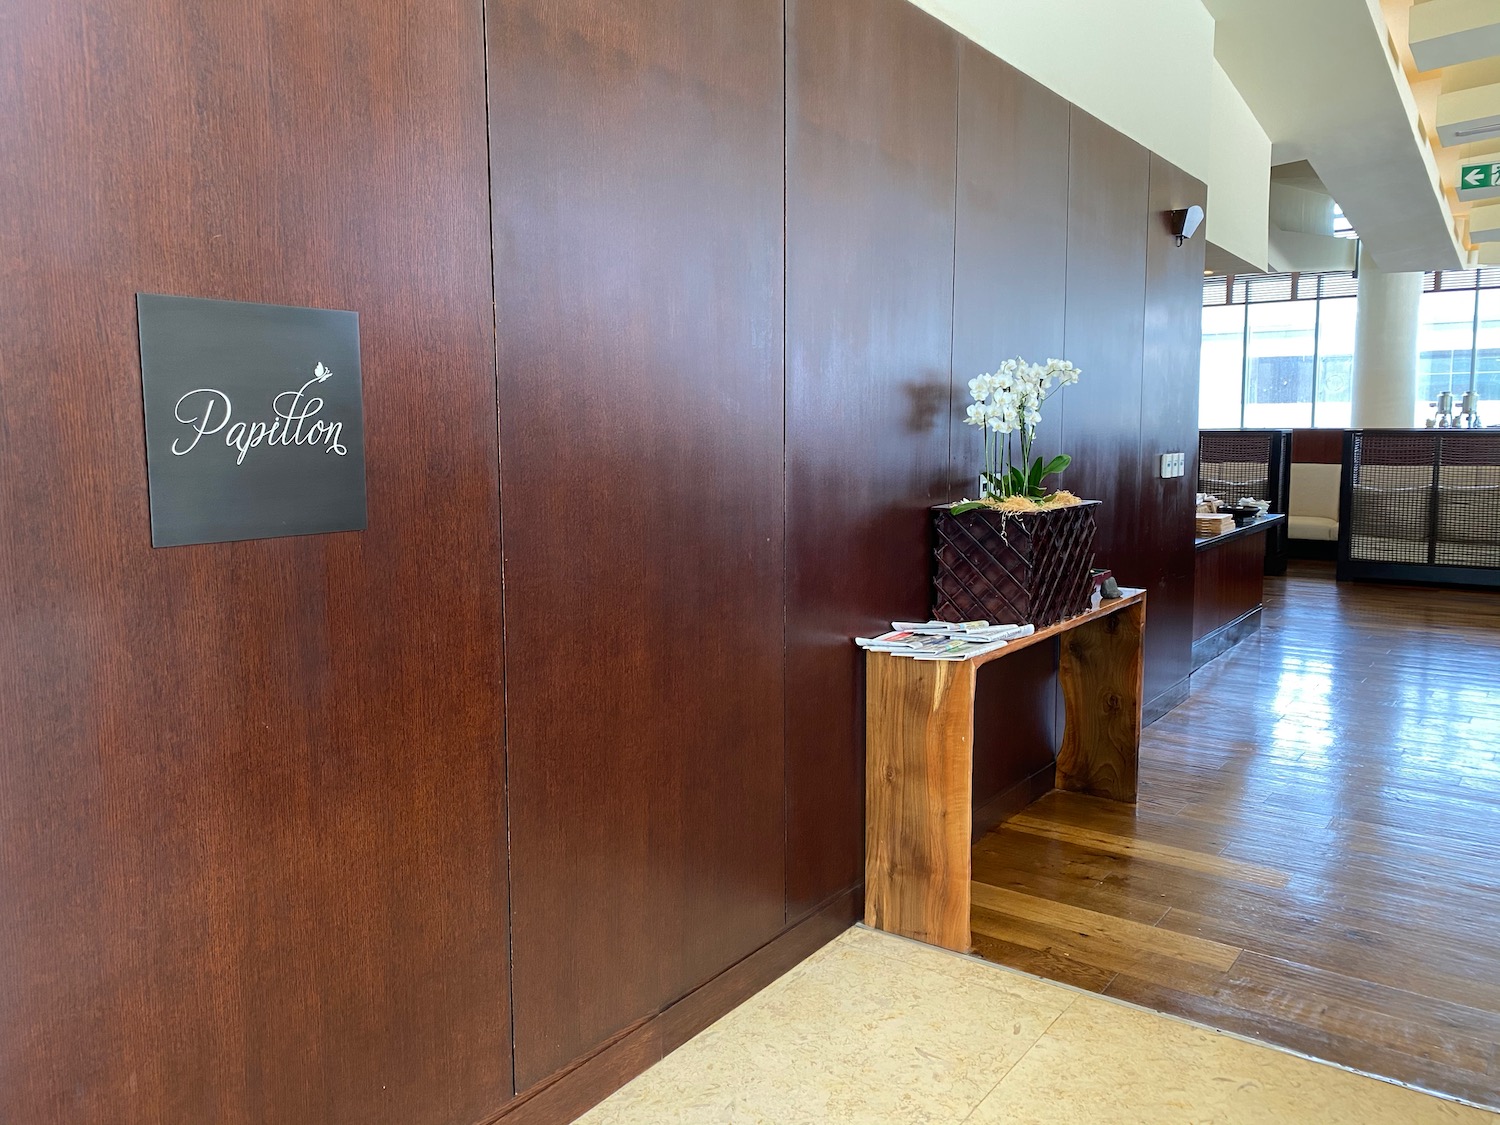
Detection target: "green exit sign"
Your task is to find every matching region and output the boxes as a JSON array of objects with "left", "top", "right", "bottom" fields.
[{"left": 1460, "top": 162, "right": 1500, "bottom": 190}]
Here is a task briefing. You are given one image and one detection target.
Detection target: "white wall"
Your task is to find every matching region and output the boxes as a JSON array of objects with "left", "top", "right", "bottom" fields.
[
  {"left": 1208, "top": 61, "right": 1272, "bottom": 269},
  {"left": 1269, "top": 182, "right": 1333, "bottom": 236},
  {"left": 906, "top": 0, "right": 1217, "bottom": 181}
]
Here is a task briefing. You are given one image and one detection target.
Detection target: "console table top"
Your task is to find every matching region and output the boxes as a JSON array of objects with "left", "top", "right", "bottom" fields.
[{"left": 863, "top": 588, "right": 1146, "bottom": 671}]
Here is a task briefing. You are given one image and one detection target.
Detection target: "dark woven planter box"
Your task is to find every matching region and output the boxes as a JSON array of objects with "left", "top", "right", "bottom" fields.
[{"left": 932, "top": 500, "right": 1100, "bottom": 627}]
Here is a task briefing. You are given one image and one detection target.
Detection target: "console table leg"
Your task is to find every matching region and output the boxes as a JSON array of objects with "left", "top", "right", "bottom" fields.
[
  {"left": 1056, "top": 599, "right": 1144, "bottom": 803},
  {"left": 864, "top": 654, "right": 975, "bottom": 952}
]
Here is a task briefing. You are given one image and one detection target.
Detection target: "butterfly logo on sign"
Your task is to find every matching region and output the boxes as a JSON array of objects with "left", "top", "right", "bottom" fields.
[{"left": 171, "top": 361, "right": 349, "bottom": 465}]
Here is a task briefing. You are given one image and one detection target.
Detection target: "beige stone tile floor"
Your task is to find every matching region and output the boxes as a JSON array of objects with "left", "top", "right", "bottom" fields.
[{"left": 575, "top": 926, "right": 1499, "bottom": 1125}]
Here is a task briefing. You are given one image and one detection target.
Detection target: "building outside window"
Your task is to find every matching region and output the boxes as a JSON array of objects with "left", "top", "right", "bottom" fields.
[
  {"left": 1477, "top": 289, "right": 1500, "bottom": 420},
  {"left": 1417, "top": 288, "right": 1476, "bottom": 409},
  {"left": 1200, "top": 304, "right": 1246, "bottom": 427},
  {"left": 1244, "top": 300, "right": 1315, "bottom": 428},
  {"left": 1201, "top": 268, "right": 1500, "bottom": 428},
  {"left": 1313, "top": 296, "right": 1355, "bottom": 428}
]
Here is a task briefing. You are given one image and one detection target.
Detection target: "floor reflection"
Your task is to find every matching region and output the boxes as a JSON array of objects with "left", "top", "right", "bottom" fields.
[{"left": 968, "top": 561, "right": 1500, "bottom": 1110}]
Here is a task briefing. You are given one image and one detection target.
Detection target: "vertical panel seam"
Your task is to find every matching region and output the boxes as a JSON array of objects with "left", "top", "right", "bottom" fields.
[
  {"left": 476, "top": 0, "right": 519, "bottom": 1097},
  {"left": 1139, "top": 155, "right": 1154, "bottom": 561},
  {"left": 1060, "top": 108, "right": 1073, "bottom": 491},
  {"left": 947, "top": 40, "right": 961, "bottom": 499},
  {"left": 1056, "top": 108, "right": 1074, "bottom": 752},
  {"left": 781, "top": 0, "right": 792, "bottom": 929}
]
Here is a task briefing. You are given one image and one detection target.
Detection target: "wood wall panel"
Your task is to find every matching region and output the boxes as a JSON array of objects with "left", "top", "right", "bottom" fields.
[
  {"left": 1140, "top": 155, "right": 1207, "bottom": 707},
  {"left": 1293, "top": 428, "right": 1346, "bottom": 464},
  {"left": 0, "top": 4, "right": 510, "bottom": 1125},
  {"left": 1061, "top": 110, "right": 1151, "bottom": 579},
  {"left": 784, "top": 0, "right": 959, "bottom": 920},
  {"left": 970, "top": 650, "right": 1057, "bottom": 820},
  {"left": 951, "top": 44, "right": 1071, "bottom": 493},
  {"left": 486, "top": 0, "right": 789, "bottom": 1089},
  {"left": 489, "top": 889, "right": 859, "bottom": 1124},
  {"left": 952, "top": 45, "right": 1072, "bottom": 808},
  {"left": 1143, "top": 566, "right": 1195, "bottom": 715},
  {"left": 1, "top": 1, "right": 1213, "bottom": 1120},
  {"left": 1193, "top": 534, "right": 1267, "bottom": 639}
]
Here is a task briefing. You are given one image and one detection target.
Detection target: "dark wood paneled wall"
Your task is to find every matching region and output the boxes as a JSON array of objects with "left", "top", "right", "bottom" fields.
[
  {"left": 1194, "top": 534, "right": 1268, "bottom": 639},
  {"left": 784, "top": 0, "right": 958, "bottom": 922},
  {"left": 2, "top": 0, "right": 1205, "bottom": 1121},
  {"left": 952, "top": 43, "right": 1072, "bottom": 817},
  {"left": 0, "top": 3, "right": 511, "bottom": 1125},
  {"left": 486, "top": 0, "right": 789, "bottom": 1090},
  {"left": 1293, "top": 428, "right": 1346, "bottom": 464},
  {"left": 1141, "top": 156, "right": 1209, "bottom": 708},
  {"left": 1061, "top": 110, "right": 1151, "bottom": 572}
]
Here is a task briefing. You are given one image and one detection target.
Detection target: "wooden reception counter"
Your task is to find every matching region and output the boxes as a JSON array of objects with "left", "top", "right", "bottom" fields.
[
  {"left": 864, "top": 591, "right": 1146, "bottom": 953},
  {"left": 1193, "top": 514, "right": 1284, "bottom": 670}
]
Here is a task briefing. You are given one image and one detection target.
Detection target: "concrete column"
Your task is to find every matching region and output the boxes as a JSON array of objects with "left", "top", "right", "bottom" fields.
[{"left": 1351, "top": 259, "right": 1422, "bottom": 428}]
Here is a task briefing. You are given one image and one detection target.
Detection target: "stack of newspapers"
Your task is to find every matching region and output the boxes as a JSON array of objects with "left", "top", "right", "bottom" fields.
[{"left": 854, "top": 619, "right": 1036, "bottom": 661}]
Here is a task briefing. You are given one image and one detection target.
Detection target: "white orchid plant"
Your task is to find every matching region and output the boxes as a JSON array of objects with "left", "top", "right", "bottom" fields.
[{"left": 955, "top": 357, "right": 1081, "bottom": 511}]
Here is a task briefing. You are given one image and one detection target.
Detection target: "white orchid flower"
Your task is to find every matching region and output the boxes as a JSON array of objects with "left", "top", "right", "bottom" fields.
[{"left": 965, "top": 355, "right": 1079, "bottom": 499}]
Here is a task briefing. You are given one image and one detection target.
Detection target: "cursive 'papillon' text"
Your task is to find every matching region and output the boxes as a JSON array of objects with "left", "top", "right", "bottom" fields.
[{"left": 171, "top": 363, "right": 347, "bottom": 465}]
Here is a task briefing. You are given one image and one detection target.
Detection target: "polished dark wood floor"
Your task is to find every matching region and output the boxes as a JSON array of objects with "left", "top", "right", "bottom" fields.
[{"left": 971, "top": 562, "right": 1500, "bottom": 1109}]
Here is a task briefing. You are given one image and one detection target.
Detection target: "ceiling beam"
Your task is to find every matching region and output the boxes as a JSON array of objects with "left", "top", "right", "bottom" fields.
[
  {"left": 1409, "top": 0, "right": 1500, "bottom": 73},
  {"left": 1436, "top": 80, "right": 1500, "bottom": 147}
]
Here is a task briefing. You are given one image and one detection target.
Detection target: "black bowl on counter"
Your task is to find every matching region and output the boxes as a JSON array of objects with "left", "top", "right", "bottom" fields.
[{"left": 1218, "top": 505, "right": 1260, "bottom": 527}]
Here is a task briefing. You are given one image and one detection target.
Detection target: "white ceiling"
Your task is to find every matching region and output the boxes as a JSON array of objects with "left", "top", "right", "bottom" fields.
[{"left": 1207, "top": 0, "right": 1466, "bottom": 272}]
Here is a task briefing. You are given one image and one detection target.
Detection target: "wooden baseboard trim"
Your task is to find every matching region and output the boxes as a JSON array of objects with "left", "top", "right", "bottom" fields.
[
  {"left": 1191, "top": 607, "right": 1261, "bottom": 672},
  {"left": 971, "top": 764, "right": 1055, "bottom": 843},
  {"left": 660, "top": 886, "right": 860, "bottom": 1054},
  {"left": 485, "top": 1018, "right": 661, "bottom": 1125},
  {"left": 483, "top": 886, "right": 861, "bottom": 1125},
  {"left": 1143, "top": 677, "right": 1190, "bottom": 726}
]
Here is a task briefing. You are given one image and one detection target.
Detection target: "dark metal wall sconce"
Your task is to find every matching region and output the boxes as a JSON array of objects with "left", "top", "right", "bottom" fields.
[{"left": 1169, "top": 204, "right": 1205, "bottom": 246}]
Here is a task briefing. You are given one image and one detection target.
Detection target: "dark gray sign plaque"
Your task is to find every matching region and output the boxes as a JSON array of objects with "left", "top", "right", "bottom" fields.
[{"left": 137, "top": 294, "right": 366, "bottom": 547}]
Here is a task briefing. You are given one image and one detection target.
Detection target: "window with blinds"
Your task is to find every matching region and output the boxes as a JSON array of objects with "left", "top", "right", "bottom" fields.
[
  {"left": 1203, "top": 268, "right": 1500, "bottom": 306},
  {"left": 1198, "top": 268, "right": 1500, "bottom": 429}
]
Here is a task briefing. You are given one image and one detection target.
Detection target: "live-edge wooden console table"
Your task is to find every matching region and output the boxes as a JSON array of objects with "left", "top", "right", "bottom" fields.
[{"left": 864, "top": 590, "right": 1147, "bottom": 953}]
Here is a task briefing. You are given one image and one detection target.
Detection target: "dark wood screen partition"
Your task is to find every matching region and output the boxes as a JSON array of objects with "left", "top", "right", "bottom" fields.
[
  {"left": 0, "top": 4, "right": 511, "bottom": 1125},
  {"left": 1340, "top": 429, "right": 1500, "bottom": 588},
  {"left": 1198, "top": 429, "right": 1293, "bottom": 574}
]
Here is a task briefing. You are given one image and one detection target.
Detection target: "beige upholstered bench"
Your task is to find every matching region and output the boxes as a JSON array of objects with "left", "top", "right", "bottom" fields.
[{"left": 1289, "top": 462, "right": 1341, "bottom": 542}]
